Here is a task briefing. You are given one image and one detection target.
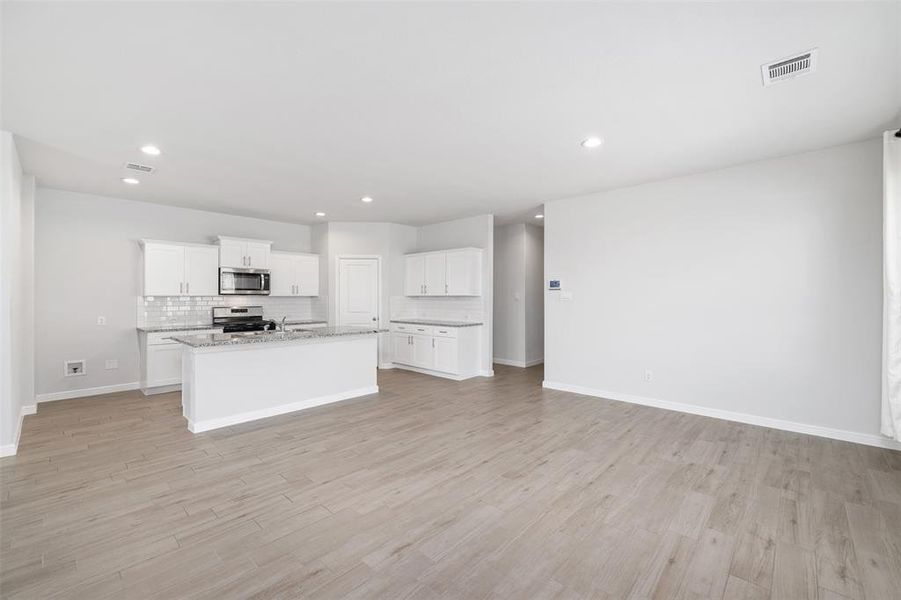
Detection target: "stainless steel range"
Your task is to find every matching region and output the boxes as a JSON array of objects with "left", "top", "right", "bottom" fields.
[{"left": 212, "top": 306, "right": 275, "bottom": 333}]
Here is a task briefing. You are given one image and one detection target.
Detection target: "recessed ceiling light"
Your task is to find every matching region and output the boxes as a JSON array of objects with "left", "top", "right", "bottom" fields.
[
  {"left": 140, "top": 145, "right": 161, "bottom": 156},
  {"left": 535, "top": 214, "right": 544, "bottom": 219},
  {"left": 315, "top": 211, "right": 326, "bottom": 217},
  {"left": 122, "top": 177, "right": 140, "bottom": 185},
  {"left": 581, "top": 136, "right": 603, "bottom": 149},
  {"left": 361, "top": 196, "right": 373, "bottom": 203}
]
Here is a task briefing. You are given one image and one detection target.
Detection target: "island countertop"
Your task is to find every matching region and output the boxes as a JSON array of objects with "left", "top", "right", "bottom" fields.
[
  {"left": 389, "top": 319, "right": 483, "bottom": 328},
  {"left": 169, "top": 326, "right": 383, "bottom": 348}
]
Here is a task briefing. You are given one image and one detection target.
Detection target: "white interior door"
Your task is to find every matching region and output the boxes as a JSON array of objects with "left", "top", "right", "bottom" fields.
[{"left": 338, "top": 258, "right": 379, "bottom": 327}]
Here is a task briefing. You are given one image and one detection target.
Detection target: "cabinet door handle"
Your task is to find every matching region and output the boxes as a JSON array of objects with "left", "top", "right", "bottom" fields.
[
  {"left": 248, "top": 256, "right": 252, "bottom": 266},
  {"left": 432, "top": 338, "right": 435, "bottom": 348},
  {"left": 186, "top": 282, "right": 190, "bottom": 294},
  {"left": 179, "top": 282, "right": 183, "bottom": 294},
  {"left": 445, "top": 284, "right": 448, "bottom": 294}
]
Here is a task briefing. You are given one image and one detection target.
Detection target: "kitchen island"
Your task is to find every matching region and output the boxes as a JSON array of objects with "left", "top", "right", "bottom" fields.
[{"left": 170, "top": 326, "right": 380, "bottom": 433}]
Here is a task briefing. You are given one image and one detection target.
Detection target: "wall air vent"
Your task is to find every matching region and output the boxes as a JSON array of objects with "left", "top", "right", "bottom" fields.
[
  {"left": 125, "top": 162, "right": 155, "bottom": 173},
  {"left": 761, "top": 48, "right": 818, "bottom": 87}
]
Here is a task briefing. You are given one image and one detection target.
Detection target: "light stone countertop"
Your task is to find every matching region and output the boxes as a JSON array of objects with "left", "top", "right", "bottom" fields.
[
  {"left": 389, "top": 319, "right": 483, "bottom": 328},
  {"left": 169, "top": 326, "right": 383, "bottom": 348},
  {"left": 137, "top": 319, "right": 326, "bottom": 333}
]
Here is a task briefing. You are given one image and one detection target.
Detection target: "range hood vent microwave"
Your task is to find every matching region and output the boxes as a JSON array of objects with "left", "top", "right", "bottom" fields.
[{"left": 219, "top": 267, "right": 270, "bottom": 295}]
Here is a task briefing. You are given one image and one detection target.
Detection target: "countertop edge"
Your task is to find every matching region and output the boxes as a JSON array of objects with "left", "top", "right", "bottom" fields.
[{"left": 388, "top": 319, "right": 483, "bottom": 328}]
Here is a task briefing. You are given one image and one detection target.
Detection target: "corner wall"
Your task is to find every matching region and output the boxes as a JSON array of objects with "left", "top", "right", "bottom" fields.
[
  {"left": 493, "top": 223, "right": 544, "bottom": 367},
  {"left": 1, "top": 131, "right": 35, "bottom": 456},
  {"left": 544, "top": 139, "right": 894, "bottom": 447},
  {"left": 524, "top": 224, "right": 544, "bottom": 365}
]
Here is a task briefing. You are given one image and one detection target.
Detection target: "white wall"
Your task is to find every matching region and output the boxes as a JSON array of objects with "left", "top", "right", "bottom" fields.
[
  {"left": 493, "top": 222, "right": 544, "bottom": 367},
  {"left": 418, "top": 214, "right": 494, "bottom": 374},
  {"left": 524, "top": 223, "right": 544, "bottom": 365},
  {"left": 545, "top": 139, "right": 890, "bottom": 446},
  {"left": 34, "top": 188, "right": 312, "bottom": 397},
  {"left": 314, "top": 221, "right": 418, "bottom": 365},
  {"left": 1, "top": 131, "right": 35, "bottom": 456},
  {"left": 494, "top": 224, "right": 526, "bottom": 364}
]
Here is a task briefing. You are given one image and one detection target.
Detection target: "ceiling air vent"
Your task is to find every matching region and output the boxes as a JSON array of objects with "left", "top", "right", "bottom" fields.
[
  {"left": 761, "top": 48, "right": 818, "bottom": 87},
  {"left": 124, "top": 162, "right": 155, "bottom": 174}
]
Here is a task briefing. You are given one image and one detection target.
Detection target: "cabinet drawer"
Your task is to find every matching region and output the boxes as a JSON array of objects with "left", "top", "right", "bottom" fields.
[
  {"left": 391, "top": 323, "right": 434, "bottom": 334},
  {"left": 432, "top": 327, "right": 458, "bottom": 338}
]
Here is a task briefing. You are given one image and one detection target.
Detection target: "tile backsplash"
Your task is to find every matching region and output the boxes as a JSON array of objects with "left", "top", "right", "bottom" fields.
[
  {"left": 389, "top": 296, "right": 484, "bottom": 323},
  {"left": 137, "top": 295, "right": 328, "bottom": 328}
]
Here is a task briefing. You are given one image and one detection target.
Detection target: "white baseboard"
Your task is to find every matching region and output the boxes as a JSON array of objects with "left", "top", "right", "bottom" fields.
[
  {"left": 479, "top": 369, "right": 495, "bottom": 377},
  {"left": 36, "top": 381, "right": 140, "bottom": 403},
  {"left": 542, "top": 380, "right": 901, "bottom": 451},
  {"left": 494, "top": 358, "right": 544, "bottom": 368},
  {"left": 187, "top": 385, "right": 379, "bottom": 433},
  {"left": 141, "top": 384, "right": 181, "bottom": 396},
  {"left": 379, "top": 362, "right": 396, "bottom": 370},
  {"left": 393, "top": 364, "right": 471, "bottom": 381},
  {"left": 0, "top": 404, "right": 37, "bottom": 457}
]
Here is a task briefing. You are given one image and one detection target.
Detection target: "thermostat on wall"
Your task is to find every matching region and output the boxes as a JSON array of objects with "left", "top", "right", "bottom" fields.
[{"left": 548, "top": 278, "right": 561, "bottom": 291}]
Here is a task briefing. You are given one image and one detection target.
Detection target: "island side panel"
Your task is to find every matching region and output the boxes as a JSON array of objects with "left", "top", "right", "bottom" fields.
[
  {"left": 181, "top": 348, "right": 196, "bottom": 424},
  {"left": 185, "top": 336, "right": 378, "bottom": 433}
]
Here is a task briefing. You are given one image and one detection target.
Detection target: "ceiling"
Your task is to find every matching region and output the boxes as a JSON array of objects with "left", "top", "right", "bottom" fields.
[{"left": 2, "top": 2, "right": 899, "bottom": 226}]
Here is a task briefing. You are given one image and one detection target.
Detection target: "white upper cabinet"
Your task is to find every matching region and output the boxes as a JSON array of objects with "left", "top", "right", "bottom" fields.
[
  {"left": 270, "top": 251, "right": 320, "bottom": 296},
  {"left": 404, "top": 254, "right": 426, "bottom": 296},
  {"left": 142, "top": 241, "right": 219, "bottom": 296},
  {"left": 143, "top": 242, "right": 185, "bottom": 296},
  {"left": 295, "top": 255, "right": 320, "bottom": 297},
  {"left": 424, "top": 253, "right": 447, "bottom": 296},
  {"left": 445, "top": 248, "right": 482, "bottom": 296},
  {"left": 217, "top": 236, "right": 272, "bottom": 269},
  {"left": 183, "top": 246, "right": 220, "bottom": 296},
  {"left": 404, "top": 248, "right": 482, "bottom": 296},
  {"left": 269, "top": 252, "right": 294, "bottom": 296}
]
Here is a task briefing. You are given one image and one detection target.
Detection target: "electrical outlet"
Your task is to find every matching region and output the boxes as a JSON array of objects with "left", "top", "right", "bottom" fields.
[
  {"left": 105, "top": 359, "right": 118, "bottom": 370},
  {"left": 644, "top": 369, "right": 653, "bottom": 383},
  {"left": 97, "top": 316, "right": 107, "bottom": 325}
]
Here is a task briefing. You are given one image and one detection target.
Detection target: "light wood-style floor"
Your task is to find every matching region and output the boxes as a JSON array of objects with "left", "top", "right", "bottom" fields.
[{"left": 2, "top": 365, "right": 900, "bottom": 599}]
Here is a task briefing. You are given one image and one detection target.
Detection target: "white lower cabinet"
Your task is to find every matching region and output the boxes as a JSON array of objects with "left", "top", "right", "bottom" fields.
[
  {"left": 146, "top": 344, "right": 182, "bottom": 387},
  {"left": 139, "top": 328, "right": 221, "bottom": 394},
  {"left": 389, "top": 323, "right": 480, "bottom": 380},
  {"left": 392, "top": 333, "right": 415, "bottom": 366},
  {"left": 433, "top": 336, "right": 459, "bottom": 374},
  {"left": 412, "top": 334, "right": 434, "bottom": 368}
]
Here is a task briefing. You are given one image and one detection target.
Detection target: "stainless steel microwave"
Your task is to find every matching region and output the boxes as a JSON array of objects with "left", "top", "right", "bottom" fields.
[{"left": 219, "top": 267, "right": 270, "bottom": 295}]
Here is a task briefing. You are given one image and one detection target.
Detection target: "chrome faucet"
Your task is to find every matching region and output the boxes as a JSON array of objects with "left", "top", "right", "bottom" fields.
[{"left": 278, "top": 316, "right": 287, "bottom": 332}]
